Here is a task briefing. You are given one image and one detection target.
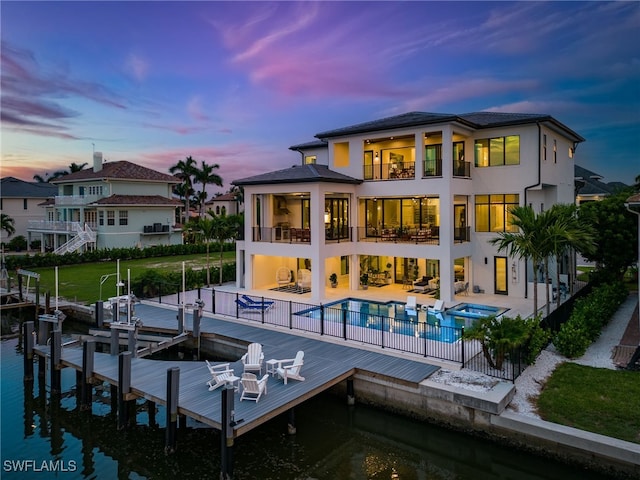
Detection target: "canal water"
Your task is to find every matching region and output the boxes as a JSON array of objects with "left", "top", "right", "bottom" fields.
[{"left": 0, "top": 335, "right": 622, "bottom": 479}]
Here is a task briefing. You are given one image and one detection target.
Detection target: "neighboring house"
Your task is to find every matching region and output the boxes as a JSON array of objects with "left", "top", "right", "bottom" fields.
[
  {"left": 27, "top": 153, "right": 183, "bottom": 253},
  {"left": 0, "top": 177, "right": 57, "bottom": 247},
  {"left": 233, "top": 111, "right": 584, "bottom": 304},
  {"left": 575, "top": 165, "right": 628, "bottom": 205},
  {"left": 203, "top": 192, "right": 243, "bottom": 217}
]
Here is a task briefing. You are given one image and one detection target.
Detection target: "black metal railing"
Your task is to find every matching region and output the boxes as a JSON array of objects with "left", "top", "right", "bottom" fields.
[
  {"left": 453, "top": 160, "right": 471, "bottom": 177},
  {"left": 363, "top": 162, "right": 416, "bottom": 181},
  {"left": 356, "top": 226, "right": 440, "bottom": 245}
]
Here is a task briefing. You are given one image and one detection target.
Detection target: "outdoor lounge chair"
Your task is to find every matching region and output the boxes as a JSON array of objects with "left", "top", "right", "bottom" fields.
[
  {"left": 241, "top": 294, "right": 275, "bottom": 306},
  {"left": 241, "top": 342, "right": 265, "bottom": 375},
  {"left": 405, "top": 296, "right": 417, "bottom": 311},
  {"left": 297, "top": 269, "right": 311, "bottom": 291},
  {"left": 240, "top": 373, "right": 269, "bottom": 402},
  {"left": 429, "top": 299, "right": 445, "bottom": 312},
  {"left": 276, "top": 266, "right": 292, "bottom": 287},
  {"left": 235, "top": 298, "right": 274, "bottom": 313},
  {"left": 205, "top": 361, "right": 237, "bottom": 391},
  {"left": 275, "top": 350, "right": 305, "bottom": 384}
]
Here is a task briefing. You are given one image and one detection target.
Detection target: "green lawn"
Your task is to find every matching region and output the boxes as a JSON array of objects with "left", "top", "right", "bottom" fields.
[
  {"left": 537, "top": 362, "right": 640, "bottom": 444},
  {"left": 29, "top": 252, "right": 234, "bottom": 305}
]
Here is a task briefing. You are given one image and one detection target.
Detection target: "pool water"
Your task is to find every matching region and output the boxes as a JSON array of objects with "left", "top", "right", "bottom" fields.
[
  {"left": 297, "top": 298, "right": 496, "bottom": 343},
  {"left": 446, "top": 303, "right": 509, "bottom": 318}
]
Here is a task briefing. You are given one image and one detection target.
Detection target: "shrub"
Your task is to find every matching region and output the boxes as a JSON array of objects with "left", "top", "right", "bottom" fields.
[{"left": 7, "top": 235, "right": 27, "bottom": 251}]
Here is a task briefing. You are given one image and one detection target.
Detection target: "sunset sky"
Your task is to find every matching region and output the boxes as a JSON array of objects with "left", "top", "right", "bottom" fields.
[{"left": 1, "top": 1, "right": 639, "bottom": 194}]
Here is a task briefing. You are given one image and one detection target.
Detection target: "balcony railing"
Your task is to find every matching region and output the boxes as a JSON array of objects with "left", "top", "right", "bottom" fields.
[
  {"left": 252, "top": 227, "right": 311, "bottom": 244},
  {"left": 55, "top": 194, "right": 102, "bottom": 205},
  {"left": 27, "top": 220, "right": 97, "bottom": 232},
  {"left": 423, "top": 158, "right": 442, "bottom": 177},
  {"left": 454, "top": 226, "right": 471, "bottom": 243},
  {"left": 142, "top": 223, "right": 171, "bottom": 234},
  {"left": 453, "top": 160, "right": 471, "bottom": 177},
  {"left": 356, "top": 226, "right": 440, "bottom": 245},
  {"left": 363, "top": 161, "right": 415, "bottom": 181}
]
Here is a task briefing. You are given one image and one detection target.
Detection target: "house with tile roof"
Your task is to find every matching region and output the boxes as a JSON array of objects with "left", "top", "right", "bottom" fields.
[
  {"left": 204, "top": 191, "right": 243, "bottom": 217},
  {"left": 27, "top": 153, "right": 183, "bottom": 253},
  {"left": 0, "top": 177, "right": 58, "bottom": 247},
  {"left": 232, "top": 111, "right": 584, "bottom": 304},
  {"left": 575, "top": 165, "right": 628, "bottom": 204}
]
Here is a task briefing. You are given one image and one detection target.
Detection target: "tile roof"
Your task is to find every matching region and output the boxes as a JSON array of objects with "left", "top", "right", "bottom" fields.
[
  {"left": 315, "top": 111, "right": 584, "bottom": 142},
  {"left": 51, "top": 161, "right": 178, "bottom": 184},
  {"left": 1, "top": 177, "right": 58, "bottom": 198},
  {"left": 89, "top": 195, "right": 182, "bottom": 206},
  {"left": 206, "top": 192, "right": 238, "bottom": 203},
  {"left": 232, "top": 163, "right": 362, "bottom": 187},
  {"left": 575, "top": 165, "right": 628, "bottom": 196},
  {"left": 289, "top": 140, "right": 328, "bottom": 150}
]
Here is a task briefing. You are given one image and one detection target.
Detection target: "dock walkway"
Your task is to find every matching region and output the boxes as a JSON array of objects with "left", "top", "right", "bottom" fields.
[{"left": 35, "top": 301, "right": 440, "bottom": 438}]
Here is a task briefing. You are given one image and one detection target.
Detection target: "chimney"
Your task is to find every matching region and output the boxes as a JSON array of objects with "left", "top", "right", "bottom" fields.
[{"left": 93, "top": 152, "right": 103, "bottom": 172}]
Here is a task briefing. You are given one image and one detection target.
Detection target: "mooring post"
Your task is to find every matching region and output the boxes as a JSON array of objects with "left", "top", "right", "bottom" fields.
[
  {"left": 220, "top": 384, "right": 235, "bottom": 480},
  {"left": 128, "top": 329, "right": 137, "bottom": 357},
  {"left": 81, "top": 340, "right": 96, "bottom": 410},
  {"left": 112, "top": 300, "right": 119, "bottom": 324},
  {"left": 23, "top": 321, "right": 34, "bottom": 381},
  {"left": 177, "top": 307, "right": 184, "bottom": 335},
  {"left": 287, "top": 408, "right": 297, "bottom": 435},
  {"left": 347, "top": 378, "right": 355, "bottom": 406},
  {"left": 147, "top": 400, "right": 157, "bottom": 428},
  {"left": 117, "top": 351, "right": 132, "bottom": 430},
  {"left": 34, "top": 282, "right": 40, "bottom": 322},
  {"left": 45, "top": 290, "right": 51, "bottom": 314},
  {"left": 110, "top": 385, "right": 117, "bottom": 415},
  {"left": 95, "top": 301, "right": 104, "bottom": 328},
  {"left": 75, "top": 370, "right": 83, "bottom": 404},
  {"left": 17, "top": 273, "right": 23, "bottom": 302},
  {"left": 165, "top": 367, "right": 180, "bottom": 454},
  {"left": 110, "top": 327, "right": 119, "bottom": 356},
  {"left": 37, "top": 319, "right": 49, "bottom": 346},
  {"left": 50, "top": 329, "right": 62, "bottom": 394},
  {"left": 192, "top": 308, "right": 201, "bottom": 360}
]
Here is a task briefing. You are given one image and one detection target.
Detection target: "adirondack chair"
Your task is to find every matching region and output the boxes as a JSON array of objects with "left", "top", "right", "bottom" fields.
[
  {"left": 240, "top": 373, "right": 269, "bottom": 402},
  {"left": 241, "top": 342, "right": 264, "bottom": 375},
  {"left": 275, "top": 350, "right": 305, "bottom": 385},
  {"left": 205, "top": 361, "right": 237, "bottom": 391}
]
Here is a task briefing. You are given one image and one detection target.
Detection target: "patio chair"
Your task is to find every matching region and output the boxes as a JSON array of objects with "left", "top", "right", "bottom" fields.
[
  {"left": 241, "top": 294, "right": 275, "bottom": 306},
  {"left": 240, "top": 373, "right": 269, "bottom": 402},
  {"left": 275, "top": 350, "right": 305, "bottom": 384},
  {"left": 429, "top": 299, "right": 445, "bottom": 312},
  {"left": 297, "top": 269, "right": 311, "bottom": 291},
  {"left": 241, "top": 342, "right": 265, "bottom": 375},
  {"left": 235, "top": 298, "right": 274, "bottom": 313},
  {"left": 276, "top": 266, "right": 292, "bottom": 287},
  {"left": 205, "top": 361, "right": 237, "bottom": 391},
  {"left": 405, "top": 296, "right": 417, "bottom": 311}
]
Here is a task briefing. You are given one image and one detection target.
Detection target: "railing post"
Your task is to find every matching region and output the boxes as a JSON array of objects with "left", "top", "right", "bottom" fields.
[
  {"left": 320, "top": 304, "right": 324, "bottom": 336},
  {"left": 211, "top": 287, "right": 215, "bottom": 314},
  {"left": 423, "top": 322, "right": 428, "bottom": 358},
  {"left": 342, "top": 308, "right": 347, "bottom": 340},
  {"left": 381, "top": 315, "right": 385, "bottom": 349},
  {"left": 289, "top": 301, "right": 293, "bottom": 329},
  {"left": 461, "top": 326, "right": 465, "bottom": 366}
]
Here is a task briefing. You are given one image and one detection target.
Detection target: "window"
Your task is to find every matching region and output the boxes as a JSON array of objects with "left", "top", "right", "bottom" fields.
[
  {"left": 119, "top": 210, "right": 128, "bottom": 226},
  {"left": 553, "top": 139, "right": 557, "bottom": 163},
  {"left": 474, "top": 136, "right": 519, "bottom": 167},
  {"left": 107, "top": 210, "right": 115, "bottom": 226},
  {"left": 475, "top": 194, "right": 519, "bottom": 232},
  {"left": 543, "top": 134, "right": 547, "bottom": 161},
  {"left": 23, "top": 198, "right": 28, "bottom": 210},
  {"left": 98, "top": 211, "right": 104, "bottom": 226},
  {"left": 304, "top": 155, "right": 317, "bottom": 164},
  {"left": 424, "top": 144, "right": 442, "bottom": 176},
  {"left": 453, "top": 141, "right": 467, "bottom": 176}
]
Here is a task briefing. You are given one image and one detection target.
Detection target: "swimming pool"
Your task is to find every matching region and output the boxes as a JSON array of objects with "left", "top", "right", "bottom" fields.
[
  {"left": 446, "top": 303, "right": 509, "bottom": 318},
  {"left": 296, "top": 298, "right": 505, "bottom": 344}
]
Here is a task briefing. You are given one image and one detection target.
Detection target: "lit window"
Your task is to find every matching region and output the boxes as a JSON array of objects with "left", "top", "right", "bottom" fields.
[
  {"left": 475, "top": 194, "right": 519, "bottom": 232},
  {"left": 475, "top": 136, "right": 519, "bottom": 167}
]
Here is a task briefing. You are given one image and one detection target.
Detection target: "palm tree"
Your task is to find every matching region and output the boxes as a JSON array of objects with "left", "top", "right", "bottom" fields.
[
  {"left": 32, "top": 162, "right": 87, "bottom": 183},
  {"left": 68, "top": 162, "right": 88, "bottom": 173},
  {"left": 169, "top": 156, "right": 197, "bottom": 223},
  {"left": 490, "top": 205, "right": 548, "bottom": 316},
  {"left": 198, "top": 216, "right": 216, "bottom": 285},
  {"left": 206, "top": 212, "right": 242, "bottom": 285},
  {"left": 194, "top": 161, "right": 223, "bottom": 216},
  {"left": 1, "top": 214, "right": 16, "bottom": 237}
]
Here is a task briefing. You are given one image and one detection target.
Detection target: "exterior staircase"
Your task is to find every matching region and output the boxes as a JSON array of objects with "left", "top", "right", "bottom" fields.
[{"left": 54, "top": 223, "right": 96, "bottom": 255}]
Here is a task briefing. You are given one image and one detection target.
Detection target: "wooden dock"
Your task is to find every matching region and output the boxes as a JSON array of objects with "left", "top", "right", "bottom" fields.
[{"left": 32, "top": 301, "right": 440, "bottom": 439}]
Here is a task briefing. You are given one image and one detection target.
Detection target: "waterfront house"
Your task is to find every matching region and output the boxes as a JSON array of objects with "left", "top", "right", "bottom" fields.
[
  {"left": 0, "top": 177, "right": 57, "bottom": 248},
  {"left": 232, "top": 111, "right": 584, "bottom": 304},
  {"left": 27, "top": 153, "right": 183, "bottom": 253}
]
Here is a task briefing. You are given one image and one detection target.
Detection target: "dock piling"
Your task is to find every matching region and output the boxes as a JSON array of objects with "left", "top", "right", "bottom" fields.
[
  {"left": 81, "top": 340, "right": 96, "bottom": 410},
  {"left": 50, "top": 329, "right": 62, "bottom": 393},
  {"left": 95, "top": 301, "right": 104, "bottom": 328},
  {"left": 165, "top": 367, "right": 180, "bottom": 454},
  {"left": 128, "top": 329, "right": 137, "bottom": 357},
  {"left": 23, "top": 321, "right": 34, "bottom": 381},
  {"left": 110, "top": 327, "right": 119, "bottom": 356},
  {"left": 220, "top": 384, "right": 235, "bottom": 479},
  {"left": 117, "top": 351, "right": 132, "bottom": 430},
  {"left": 287, "top": 408, "right": 296, "bottom": 435},
  {"left": 347, "top": 378, "right": 355, "bottom": 406},
  {"left": 177, "top": 307, "right": 184, "bottom": 335}
]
